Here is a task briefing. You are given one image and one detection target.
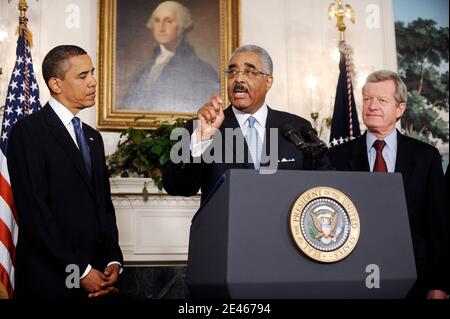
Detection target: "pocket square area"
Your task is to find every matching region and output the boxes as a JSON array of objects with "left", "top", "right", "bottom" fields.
[{"left": 279, "top": 158, "right": 295, "bottom": 163}]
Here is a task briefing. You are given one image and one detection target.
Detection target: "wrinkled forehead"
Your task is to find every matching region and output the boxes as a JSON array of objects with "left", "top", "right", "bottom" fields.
[
  {"left": 228, "top": 52, "right": 262, "bottom": 69},
  {"left": 363, "top": 80, "right": 396, "bottom": 96}
]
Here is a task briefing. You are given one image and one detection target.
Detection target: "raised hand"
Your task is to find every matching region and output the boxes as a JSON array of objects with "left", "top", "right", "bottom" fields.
[{"left": 196, "top": 94, "right": 225, "bottom": 141}]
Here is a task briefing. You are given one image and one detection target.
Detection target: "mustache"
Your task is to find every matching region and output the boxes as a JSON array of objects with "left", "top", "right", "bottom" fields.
[{"left": 233, "top": 83, "right": 248, "bottom": 93}]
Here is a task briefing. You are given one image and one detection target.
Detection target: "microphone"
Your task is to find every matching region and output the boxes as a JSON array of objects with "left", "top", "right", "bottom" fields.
[
  {"left": 282, "top": 124, "right": 328, "bottom": 161},
  {"left": 281, "top": 124, "right": 305, "bottom": 148},
  {"left": 300, "top": 127, "right": 328, "bottom": 149}
]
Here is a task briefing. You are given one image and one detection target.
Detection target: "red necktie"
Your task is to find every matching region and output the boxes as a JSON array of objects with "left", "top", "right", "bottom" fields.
[{"left": 373, "top": 140, "right": 387, "bottom": 172}]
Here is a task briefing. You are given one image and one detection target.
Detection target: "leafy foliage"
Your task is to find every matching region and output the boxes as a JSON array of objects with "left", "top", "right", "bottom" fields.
[
  {"left": 395, "top": 18, "right": 449, "bottom": 144},
  {"left": 107, "top": 119, "right": 187, "bottom": 190},
  {"left": 401, "top": 91, "right": 448, "bottom": 144}
]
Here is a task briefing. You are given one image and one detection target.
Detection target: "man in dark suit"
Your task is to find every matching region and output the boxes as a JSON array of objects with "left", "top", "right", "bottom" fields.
[
  {"left": 329, "top": 70, "right": 449, "bottom": 299},
  {"left": 163, "top": 45, "right": 329, "bottom": 202},
  {"left": 7, "top": 45, "right": 123, "bottom": 299}
]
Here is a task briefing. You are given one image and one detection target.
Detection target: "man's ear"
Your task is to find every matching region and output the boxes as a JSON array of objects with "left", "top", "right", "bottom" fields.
[
  {"left": 265, "top": 75, "right": 273, "bottom": 91},
  {"left": 396, "top": 102, "right": 406, "bottom": 120},
  {"left": 48, "top": 77, "right": 62, "bottom": 94}
]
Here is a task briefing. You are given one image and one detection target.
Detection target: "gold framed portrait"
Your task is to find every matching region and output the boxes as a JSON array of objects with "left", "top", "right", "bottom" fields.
[{"left": 97, "top": 0, "right": 240, "bottom": 130}]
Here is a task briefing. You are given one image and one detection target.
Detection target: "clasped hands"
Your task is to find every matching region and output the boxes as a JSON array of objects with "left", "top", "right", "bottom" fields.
[{"left": 80, "top": 264, "right": 120, "bottom": 298}]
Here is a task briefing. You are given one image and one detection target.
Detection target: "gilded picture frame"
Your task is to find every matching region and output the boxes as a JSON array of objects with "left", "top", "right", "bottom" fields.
[{"left": 97, "top": 0, "right": 240, "bottom": 130}]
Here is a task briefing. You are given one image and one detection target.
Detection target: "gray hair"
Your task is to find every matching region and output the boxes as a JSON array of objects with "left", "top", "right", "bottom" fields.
[
  {"left": 146, "top": 1, "right": 193, "bottom": 37},
  {"left": 230, "top": 45, "right": 273, "bottom": 75},
  {"left": 362, "top": 70, "right": 408, "bottom": 104}
]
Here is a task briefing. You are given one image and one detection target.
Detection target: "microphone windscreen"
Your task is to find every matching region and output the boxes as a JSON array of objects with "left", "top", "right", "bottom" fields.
[
  {"left": 299, "top": 125, "right": 317, "bottom": 138},
  {"left": 281, "top": 124, "right": 297, "bottom": 138}
]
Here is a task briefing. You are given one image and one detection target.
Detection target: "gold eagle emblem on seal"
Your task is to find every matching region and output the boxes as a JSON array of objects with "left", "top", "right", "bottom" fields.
[{"left": 290, "top": 187, "right": 360, "bottom": 263}]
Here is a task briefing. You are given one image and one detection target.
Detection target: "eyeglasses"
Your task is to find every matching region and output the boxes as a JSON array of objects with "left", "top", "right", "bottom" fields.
[{"left": 224, "top": 68, "right": 270, "bottom": 79}]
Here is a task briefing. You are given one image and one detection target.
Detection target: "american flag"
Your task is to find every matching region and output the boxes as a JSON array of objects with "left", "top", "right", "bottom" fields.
[
  {"left": 329, "top": 41, "right": 361, "bottom": 147},
  {"left": 0, "top": 16, "right": 41, "bottom": 299}
]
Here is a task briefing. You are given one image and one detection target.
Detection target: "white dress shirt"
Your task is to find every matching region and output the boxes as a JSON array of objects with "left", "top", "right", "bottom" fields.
[{"left": 48, "top": 97, "right": 80, "bottom": 149}]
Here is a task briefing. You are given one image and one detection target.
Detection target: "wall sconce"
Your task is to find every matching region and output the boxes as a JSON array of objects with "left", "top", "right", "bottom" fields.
[
  {"left": 316, "top": 95, "right": 334, "bottom": 139},
  {"left": 305, "top": 74, "right": 319, "bottom": 129}
]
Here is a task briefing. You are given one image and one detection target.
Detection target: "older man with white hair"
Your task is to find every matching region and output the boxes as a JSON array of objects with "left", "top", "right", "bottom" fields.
[
  {"left": 123, "top": 1, "right": 219, "bottom": 112},
  {"left": 329, "top": 70, "right": 449, "bottom": 299}
]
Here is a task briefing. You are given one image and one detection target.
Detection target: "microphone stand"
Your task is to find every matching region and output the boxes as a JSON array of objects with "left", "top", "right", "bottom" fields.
[
  {"left": 296, "top": 142, "right": 328, "bottom": 170},
  {"left": 281, "top": 124, "right": 329, "bottom": 170}
]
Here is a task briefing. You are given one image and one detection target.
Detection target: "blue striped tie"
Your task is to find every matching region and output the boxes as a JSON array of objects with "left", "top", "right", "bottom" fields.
[
  {"left": 246, "top": 116, "right": 261, "bottom": 169},
  {"left": 71, "top": 117, "right": 92, "bottom": 178}
]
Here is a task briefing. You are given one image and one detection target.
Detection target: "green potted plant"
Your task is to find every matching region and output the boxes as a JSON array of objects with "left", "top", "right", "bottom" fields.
[{"left": 106, "top": 119, "right": 187, "bottom": 199}]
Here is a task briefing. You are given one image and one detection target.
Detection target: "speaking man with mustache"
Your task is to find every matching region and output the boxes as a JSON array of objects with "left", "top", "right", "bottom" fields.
[
  {"left": 163, "top": 45, "right": 330, "bottom": 203},
  {"left": 7, "top": 45, "right": 123, "bottom": 299}
]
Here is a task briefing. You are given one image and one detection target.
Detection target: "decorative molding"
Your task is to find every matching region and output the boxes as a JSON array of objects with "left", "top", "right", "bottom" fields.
[
  {"left": 113, "top": 196, "right": 200, "bottom": 207},
  {"left": 110, "top": 178, "right": 200, "bottom": 265},
  {"left": 110, "top": 177, "right": 163, "bottom": 194}
]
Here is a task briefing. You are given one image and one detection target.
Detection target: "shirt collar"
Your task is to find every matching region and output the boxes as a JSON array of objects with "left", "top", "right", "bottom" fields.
[
  {"left": 366, "top": 130, "right": 397, "bottom": 152},
  {"left": 48, "top": 97, "right": 79, "bottom": 127},
  {"left": 159, "top": 45, "right": 175, "bottom": 59},
  {"left": 232, "top": 104, "right": 268, "bottom": 128}
]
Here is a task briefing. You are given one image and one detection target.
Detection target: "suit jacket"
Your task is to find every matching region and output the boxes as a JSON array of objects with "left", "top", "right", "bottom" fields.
[
  {"left": 329, "top": 131, "right": 450, "bottom": 297},
  {"left": 123, "top": 41, "right": 219, "bottom": 112},
  {"left": 7, "top": 104, "right": 123, "bottom": 299},
  {"left": 163, "top": 106, "right": 330, "bottom": 202},
  {"left": 446, "top": 163, "right": 449, "bottom": 199}
]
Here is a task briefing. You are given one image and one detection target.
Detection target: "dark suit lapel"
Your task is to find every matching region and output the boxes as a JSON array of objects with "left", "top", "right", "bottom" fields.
[
  {"left": 222, "top": 106, "right": 240, "bottom": 128},
  {"left": 395, "top": 131, "right": 414, "bottom": 184},
  {"left": 262, "top": 107, "right": 279, "bottom": 168},
  {"left": 43, "top": 104, "right": 94, "bottom": 194},
  {"left": 350, "top": 132, "right": 370, "bottom": 171},
  {"left": 263, "top": 107, "right": 273, "bottom": 161},
  {"left": 222, "top": 106, "right": 249, "bottom": 168},
  {"left": 84, "top": 127, "right": 103, "bottom": 207}
]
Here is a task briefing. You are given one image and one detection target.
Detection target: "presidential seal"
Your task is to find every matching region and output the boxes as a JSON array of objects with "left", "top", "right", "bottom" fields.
[{"left": 290, "top": 187, "right": 360, "bottom": 263}]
